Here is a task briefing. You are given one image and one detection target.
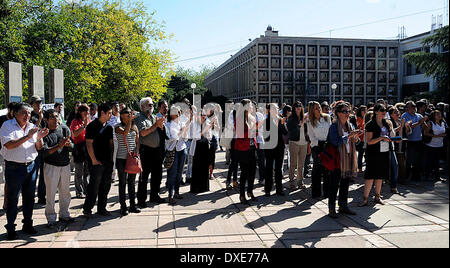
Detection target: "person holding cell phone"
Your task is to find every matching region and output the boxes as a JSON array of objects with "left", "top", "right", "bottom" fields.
[{"left": 359, "top": 104, "right": 393, "bottom": 207}]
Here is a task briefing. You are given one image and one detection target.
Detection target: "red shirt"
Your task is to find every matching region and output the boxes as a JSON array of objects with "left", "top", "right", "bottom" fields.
[
  {"left": 234, "top": 122, "right": 257, "bottom": 151},
  {"left": 70, "top": 118, "right": 87, "bottom": 144}
]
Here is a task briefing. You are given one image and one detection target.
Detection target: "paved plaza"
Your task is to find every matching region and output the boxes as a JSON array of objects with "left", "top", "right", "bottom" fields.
[{"left": 0, "top": 151, "right": 448, "bottom": 248}]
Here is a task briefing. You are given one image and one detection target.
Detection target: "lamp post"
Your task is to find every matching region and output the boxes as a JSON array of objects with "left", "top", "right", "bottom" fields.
[
  {"left": 332, "top": 83, "right": 338, "bottom": 103},
  {"left": 191, "top": 83, "right": 197, "bottom": 104}
]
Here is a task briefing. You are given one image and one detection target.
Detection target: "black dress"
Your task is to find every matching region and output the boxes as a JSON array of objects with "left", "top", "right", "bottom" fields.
[
  {"left": 190, "top": 136, "right": 211, "bottom": 194},
  {"left": 364, "top": 120, "right": 391, "bottom": 180}
]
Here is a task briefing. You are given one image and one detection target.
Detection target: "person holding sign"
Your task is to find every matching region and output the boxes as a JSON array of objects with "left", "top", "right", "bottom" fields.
[{"left": 359, "top": 104, "right": 393, "bottom": 207}]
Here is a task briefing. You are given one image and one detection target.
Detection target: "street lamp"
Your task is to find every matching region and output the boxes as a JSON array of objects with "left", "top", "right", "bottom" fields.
[
  {"left": 191, "top": 83, "right": 197, "bottom": 104},
  {"left": 331, "top": 83, "right": 338, "bottom": 103}
]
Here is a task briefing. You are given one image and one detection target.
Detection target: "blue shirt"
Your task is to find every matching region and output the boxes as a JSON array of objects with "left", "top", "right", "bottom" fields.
[{"left": 402, "top": 113, "right": 423, "bottom": 142}]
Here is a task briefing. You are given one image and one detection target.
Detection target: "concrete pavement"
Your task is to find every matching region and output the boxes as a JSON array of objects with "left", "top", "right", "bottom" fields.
[{"left": 0, "top": 151, "right": 448, "bottom": 248}]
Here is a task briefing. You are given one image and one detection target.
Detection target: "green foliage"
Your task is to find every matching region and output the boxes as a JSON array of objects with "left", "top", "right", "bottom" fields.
[
  {"left": 0, "top": 0, "right": 173, "bottom": 110},
  {"left": 404, "top": 26, "right": 449, "bottom": 92},
  {"left": 163, "top": 65, "right": 215, "bottom": 104}
]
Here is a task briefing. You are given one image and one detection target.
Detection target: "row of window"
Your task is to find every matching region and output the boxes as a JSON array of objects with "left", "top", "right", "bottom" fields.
[
  {"left": 258, "top": 44, "right": 399, "bottom": 58},
  {"left": 257, "top": 57, "right": 398, "bottom": 70},
  {"left": 257, "top": 83, "right": 398, "bottom": 96},
  {"left": 258, "top": 71, "right": 399, "bottom": 83},
  {"left": 257, "top": 96, "right": 397, "bottom": 107}
]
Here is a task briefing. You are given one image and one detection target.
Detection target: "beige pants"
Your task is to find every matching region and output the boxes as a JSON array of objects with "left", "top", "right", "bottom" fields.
[
  {"left": 289, "top": 142, "right": 308, "bottom": 186},
  {"left": 44, "top": 163, "right": 71, "bottom": 223}
]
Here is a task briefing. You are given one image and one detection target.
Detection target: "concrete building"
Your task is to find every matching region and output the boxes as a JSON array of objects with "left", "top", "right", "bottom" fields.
[{"left": 205, "top": 26, "right": 440, "bottom": 105}]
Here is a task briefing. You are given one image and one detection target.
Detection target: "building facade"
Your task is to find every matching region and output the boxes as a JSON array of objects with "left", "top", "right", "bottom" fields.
[{"left": 205, "top": 26, "right": 437, "bottom": 105}]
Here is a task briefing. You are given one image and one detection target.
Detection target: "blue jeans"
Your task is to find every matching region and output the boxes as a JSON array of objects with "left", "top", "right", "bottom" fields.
[
  {"left": 4, "top": 161, "right": 38, "bottom": 231},
  {"left": 167, "top": 150, "right": 186, "bottom": 197},
  {"left": 390, "top": 151, "right": 399, "bottom": 189}
]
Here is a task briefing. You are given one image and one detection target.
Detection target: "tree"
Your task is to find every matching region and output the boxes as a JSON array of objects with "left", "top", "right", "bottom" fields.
[
  {"left": 0, "top": 0, "right": 173, "bottom": 109},
  {"left": 404, "top": 26, "right": 449, "bottom": 101},
  {"left": 163, "top": 65, "right": 215, "bottom": 104}
]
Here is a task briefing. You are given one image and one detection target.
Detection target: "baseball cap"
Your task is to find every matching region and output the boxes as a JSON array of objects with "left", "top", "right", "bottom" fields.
[{"left": 30, "top": 95, "right": 42, "bottom": 104}]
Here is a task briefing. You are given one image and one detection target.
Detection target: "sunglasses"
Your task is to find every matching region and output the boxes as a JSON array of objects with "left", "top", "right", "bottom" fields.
[{"left": 340, "top": 110, "right": 350, "bottom": 114}]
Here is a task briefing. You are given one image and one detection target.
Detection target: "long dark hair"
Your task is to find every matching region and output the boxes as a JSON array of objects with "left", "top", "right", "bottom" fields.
[
  {"left": 75, "top": 104, "right": 89, "bottom": 120},
  {"left": 372, "top": 103, "right": 391, "bottom": 131},
  {"left": 291, "top": 101, "right": 304, "bottom": 122}
]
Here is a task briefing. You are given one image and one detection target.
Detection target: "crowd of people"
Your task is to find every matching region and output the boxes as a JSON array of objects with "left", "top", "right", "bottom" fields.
[{"left": 0, "top": 95, "right": 448, "bottom": 240}]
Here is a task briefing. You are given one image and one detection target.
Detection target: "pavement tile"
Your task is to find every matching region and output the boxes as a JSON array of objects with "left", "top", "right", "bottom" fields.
[
  {"left": 280, "top": 235, "right": 376, "bottom": 248},
  {"left": 380, "top": 231, "right": 449, "bottom": 248},
  {"left": 362, "top": 235, "right": 397, "bottom": 248},
  {"left": 158, "top": 238, "right": 176, "bottom": 246}
]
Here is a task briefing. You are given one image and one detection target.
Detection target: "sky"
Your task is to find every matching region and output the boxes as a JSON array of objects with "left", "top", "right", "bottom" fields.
[{"left": 144, "top": 0, "right": 449, "bottom": 71}]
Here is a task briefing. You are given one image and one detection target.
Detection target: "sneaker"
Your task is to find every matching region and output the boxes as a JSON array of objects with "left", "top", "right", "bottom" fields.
[
  {"left": 22, "top": 225, "right": 38, "bottom": 235},
  {"left": 129, "top": 207, "right": 141, "bottom": 214},
  {"left": 7, "top": 230, "right": 17, "bottom": 240}
]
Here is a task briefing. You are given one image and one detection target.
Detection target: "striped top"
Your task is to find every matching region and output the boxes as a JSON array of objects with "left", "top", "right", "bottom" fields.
[{"left": 115, "top": 123, "right": 137, "bottom": 160}]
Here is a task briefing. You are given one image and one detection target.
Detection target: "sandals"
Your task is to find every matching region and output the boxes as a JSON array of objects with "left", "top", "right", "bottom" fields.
[{"left": 375, "top": 195, "right": 385, "bottom": 205}]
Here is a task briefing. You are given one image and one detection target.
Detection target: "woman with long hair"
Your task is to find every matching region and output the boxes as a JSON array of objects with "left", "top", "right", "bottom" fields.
[
  {"left": 359, "top": 104, "right": 393, "bottom": 207},
  {"left": 287, "top": 101, "right": 309, "bottom": 190},
  {"left": 307, "top": 101, "right": 332, "bottom": 199},
  {"left": 424, "top": 110, "right": 448, "bottom": 181},
  {"left": 264, "top": 103, "right": 288, "bottom": 198},
  {"left": 234, "top": 99, "right": 257, "bottom": 204},
  {"left": 190, "top": 107, "right": 212, "bottom": 194},
  {"left": 328, "top": 102, "right": 359, "bottom": 218},
  {"left": 165, "top": 106, "right": 191, "bottom": 205},
  {"left": 70, "top": 104, "right": 90, "bottom": 199},
  {"left": 115, "top": 107, "right": 140, "bottom": 215}
]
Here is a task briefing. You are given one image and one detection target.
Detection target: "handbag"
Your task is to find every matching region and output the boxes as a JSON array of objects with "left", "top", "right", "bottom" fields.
[
  {"left": 123, "top": 135, "right": 143, "bottom": 174},
  {"left": 163, "top": 139, "right": 178, "bottom": 169},
  {"left": 319, "top": 143, "right": 341, "bottom": 171}
]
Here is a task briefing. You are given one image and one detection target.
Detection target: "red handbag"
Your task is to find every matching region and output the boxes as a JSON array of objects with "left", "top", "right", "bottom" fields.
[
  {"left": 319, "top": 143, "right": 341, "bottom": 171},
  {"left": 123, "top": 135, "right": 143, "bottom": 174}
]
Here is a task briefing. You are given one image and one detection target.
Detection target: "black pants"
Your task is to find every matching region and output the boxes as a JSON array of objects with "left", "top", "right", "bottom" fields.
[
  {"left": 116, "top": 159, "right": 137, "bottom": 209},
  {"left": 328, "top": 170, "right": 349, "bottom": 211},
  {"left": 311, "top": 146, "right": 329, "bottom": 198},
  {"left": 264, "top": 148, "right": 284, "bottom": 194},
  {"left": 226, "top": 141, "right": 238, "bottom": 184},
  {"left": 83, "top": 161, "right": 114, "bottom": 213},
  {"left": 406, "top": 141, "right": 423, "bottom": 181},
  {"left": 356, "top": 142, "right": 365, "bottom": 170},
  {"left": 36, "top": 153, "right": 46, "bottom": 201},
  {"left": 235, "top": 147, "right": 256, "bottom": 197},
  {"left": 137, "top": 145, "right": 163, "bottom": 203}
]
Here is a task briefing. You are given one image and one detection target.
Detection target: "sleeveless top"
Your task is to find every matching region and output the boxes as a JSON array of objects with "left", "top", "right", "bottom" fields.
[{"left": 116, "top": 123, "right": 137, "bottom": 160}]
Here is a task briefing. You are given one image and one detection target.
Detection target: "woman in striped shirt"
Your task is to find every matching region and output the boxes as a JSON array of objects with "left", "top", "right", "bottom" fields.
[{"left": 115, "top": 107, "right": 140, "bottom": 216}]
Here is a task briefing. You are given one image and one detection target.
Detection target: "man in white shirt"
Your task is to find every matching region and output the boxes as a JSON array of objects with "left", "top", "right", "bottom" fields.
[{"left": 0, "top": 103, "right": 49, "bottom": 240}]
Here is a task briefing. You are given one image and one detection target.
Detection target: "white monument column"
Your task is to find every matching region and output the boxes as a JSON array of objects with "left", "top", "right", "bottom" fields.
[{"left": 5, "top": 62, "right": 23, "bottom": 104}]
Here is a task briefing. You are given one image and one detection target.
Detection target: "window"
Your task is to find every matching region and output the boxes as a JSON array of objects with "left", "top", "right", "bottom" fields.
[{"left": 296, "top": 45, "right": 306, "bottom": 56}]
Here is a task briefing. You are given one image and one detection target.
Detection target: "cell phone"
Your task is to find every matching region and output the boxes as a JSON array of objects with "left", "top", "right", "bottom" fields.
[{"left": 390, "top": 136, "right": 403, "bottom": 141}]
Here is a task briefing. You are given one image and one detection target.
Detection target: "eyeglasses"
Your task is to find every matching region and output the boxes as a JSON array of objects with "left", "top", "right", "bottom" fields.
[{"left": 340, "top": 110, "right": 350, "bottom": 114}]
